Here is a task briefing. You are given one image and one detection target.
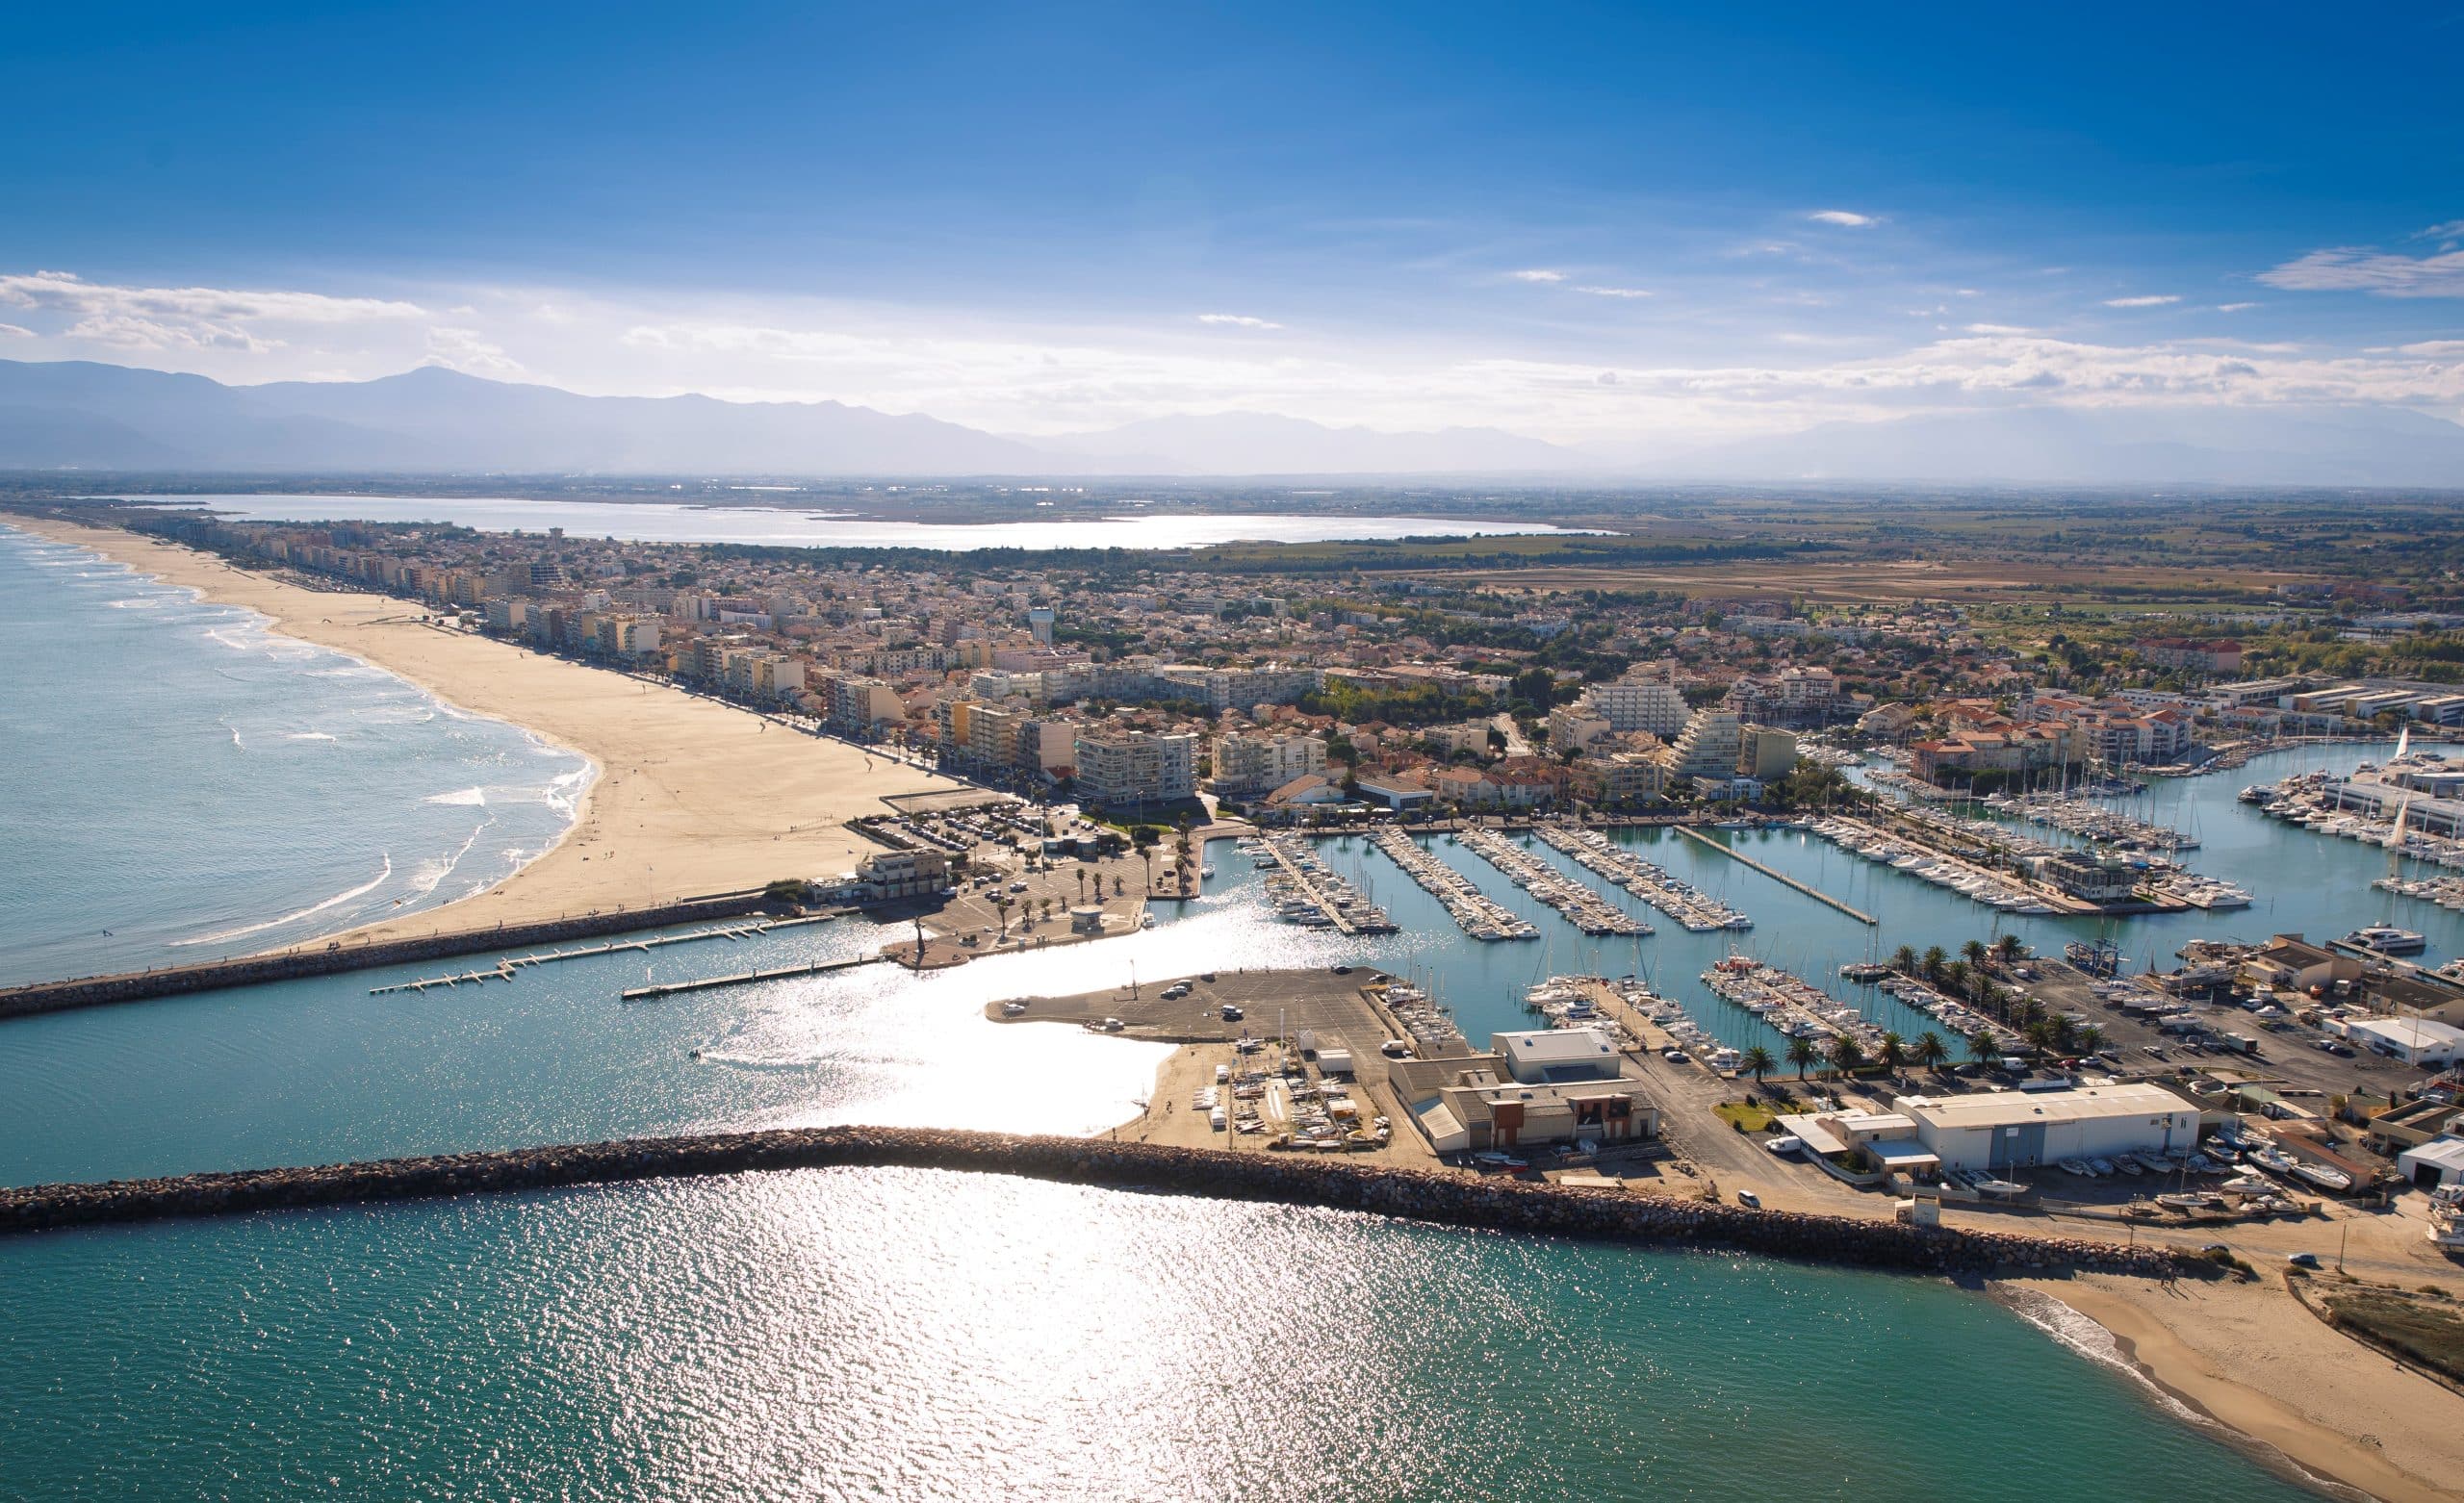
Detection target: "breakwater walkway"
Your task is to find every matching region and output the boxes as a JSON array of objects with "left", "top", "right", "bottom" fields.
[
  {"left": 0, "top": 1126, "right": 2203, "bottom": 1281},
  {"left": 1674, "top": 826, "right": 1878, "bottom": 926},
  {"left": 0, "top": 893, "right": 783, "bottom": 1020},
  {"left": 371, "top": 913, "right": 840, "bottom": 996}
]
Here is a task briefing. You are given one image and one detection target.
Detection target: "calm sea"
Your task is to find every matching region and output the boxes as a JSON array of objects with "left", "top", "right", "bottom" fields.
[
  {"left": 102, "top": 493, "right": 1581, "bottom": 548},
  {"left": 0, "top": 540, "right": 2377, "bottom": 1497}
]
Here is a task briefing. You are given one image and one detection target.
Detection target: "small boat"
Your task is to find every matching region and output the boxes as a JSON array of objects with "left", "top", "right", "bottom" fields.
[
  {"left": 1001, "top": 1001, "right": 1028, "bottom": 1016},
  {"left": 2058, "top": 1158, "right": 2092, "bottom": 1176},
  {"left": 1840, "top": 961, "right": 1892, "bottom": 982},
  {"left": 2249, "top": 1148, "right": 2297, "bottom": 1176},
  {"left": 2293, "top": 1161, "right": 2354, "bottom": 1193}
]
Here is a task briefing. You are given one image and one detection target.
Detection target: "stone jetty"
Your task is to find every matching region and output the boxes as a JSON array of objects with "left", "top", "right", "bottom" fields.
[
  {"left": 0, "top": 1127, "right": 2205, "bottom": 1281},
  {"left": 0, "top": 893, "right": 779, "bottom": 1020}
]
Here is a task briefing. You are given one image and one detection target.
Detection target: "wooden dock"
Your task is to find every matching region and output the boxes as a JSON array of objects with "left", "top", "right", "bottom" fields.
[
  {"left": 369, "top": 914, "right": 840, "bottom": 996},
  {"left": 622, "top": 955, "right": 879, "bottom": 1001},
  {"left": 1674, "top": 826, "right": 1879, "bottom": 926}
]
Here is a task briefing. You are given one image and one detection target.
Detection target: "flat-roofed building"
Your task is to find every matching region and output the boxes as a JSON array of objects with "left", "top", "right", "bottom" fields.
[
  {"left": 1388, "top": 1030, "right": 1658, "bottom": 1155},
  {"left": 1890, "top": 1083, "right": 2200, "bottom": 1173},
  {"left": 1073, "top": 729, "right": 1195, "bottom": 809}
]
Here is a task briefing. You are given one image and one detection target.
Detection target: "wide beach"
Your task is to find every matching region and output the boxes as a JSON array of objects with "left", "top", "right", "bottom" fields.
[{"left": 9, "top": 515, "right": 956, "bottom": 950}]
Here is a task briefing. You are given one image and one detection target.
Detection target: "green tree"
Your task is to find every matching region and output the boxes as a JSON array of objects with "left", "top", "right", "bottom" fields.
[
  {"left": 1961, "top": 939, "right": 1990, "bottom": 973},
  {"left": 1827, "top": 1034, "right": 1866, "bottom": 1077},
  {"left": 1992, "top": 934, "right": 2026, "bottom": 967},
  {"left": 1785, "top": 1035, "right": 1819, "bottom": 1080},
  {"left": 1876, "top": 1032, "right": 1907, "bottom": 1077},
  {"left": 1967, "top": 1028, "right": 1999, "bottom": 1065},
  {"left": 1890, "top": 944, "right": 1919, "bottom": 976},
  {"left": 1913, "top": 1031, "right": 1951, "bottom": 1073},
  {"left": 1922, "top": 946, "right": 1949, "bottom": 982},
  {"left": 1741, "top": 1044, "right": 1776, "bottom": 1083}
]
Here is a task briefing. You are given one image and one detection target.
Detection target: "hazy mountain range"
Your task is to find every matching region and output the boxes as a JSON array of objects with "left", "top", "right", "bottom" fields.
[{"left": 2, "top": 358, "right": 2460, "bottom": 486}]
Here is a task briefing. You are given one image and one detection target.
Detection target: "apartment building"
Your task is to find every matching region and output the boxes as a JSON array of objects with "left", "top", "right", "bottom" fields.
[
  {"left": 1072, "top": 729, "right": 1197, "bottom": 809},
  {"left": 1213, "top": 730, "right": 1327, "bottom": 797}
]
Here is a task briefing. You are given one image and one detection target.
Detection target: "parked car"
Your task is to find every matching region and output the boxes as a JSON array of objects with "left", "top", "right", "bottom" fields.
[
  {"left": 2287, "top": 1252, "right": 2322, "bottom": 1269},
  {"left": 1736, "top": 1190, "right": 1762, "bottom": 1209},
  {"left": 1764, "top": 1135, "right": 1803, "bottom": 1156}
]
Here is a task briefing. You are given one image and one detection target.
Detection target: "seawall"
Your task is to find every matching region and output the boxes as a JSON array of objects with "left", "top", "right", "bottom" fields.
[
  {"left": 0, "top": 894, "right": 777, "bottom": 1020},
  {"left": 0, "top": 1126, "right": 2205, "bottom": 1280}
]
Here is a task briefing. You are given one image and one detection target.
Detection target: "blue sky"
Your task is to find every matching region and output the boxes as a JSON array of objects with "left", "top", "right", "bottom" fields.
[{"left": 2, "top": 2, "right": 2460, "bottom": 445}]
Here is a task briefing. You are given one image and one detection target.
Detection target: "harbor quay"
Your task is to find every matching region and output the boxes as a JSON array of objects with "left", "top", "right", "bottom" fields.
[{"left": 0, "top": 1124, "right": 2210, "bottom": 1280}]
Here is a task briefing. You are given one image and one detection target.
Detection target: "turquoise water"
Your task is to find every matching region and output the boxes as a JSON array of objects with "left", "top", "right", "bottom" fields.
[
  {"left": 0, "top": 522, "right": 589, "bottom": 985},
  {"left": 1, "top": 552, "right": 2389, "bottom": 1497},
  {"left": 0, "top": 1169, "right": 2321, "bottom": 1502},
  {"left": 108, "top": 494, "right": 1579, "bottom": 548}
]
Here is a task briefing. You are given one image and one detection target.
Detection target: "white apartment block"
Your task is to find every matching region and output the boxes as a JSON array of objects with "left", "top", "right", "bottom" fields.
[
  {"left": 1074, "top": 730, "right": 1197, "bottom": 808},
  {"left": 1214, "top": 730, "right": 1327, "bottom": 796}
]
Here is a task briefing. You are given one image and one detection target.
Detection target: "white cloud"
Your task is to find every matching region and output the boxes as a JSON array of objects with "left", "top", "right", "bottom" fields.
[
  {"left": 1806, "top": 210, "right": 1880, "bottom": 227},
  {"left": 7, "top": 265, "right": 2463, "bottom": 448},
  {"left": 1507, "top": 268, "right": 1567, "bottom": 283},
  {"left": 2417, "top": 220, "right": 2464, "bottom": 241},
  {"left": 2216, "top": 301, "right": 2258, "bottom": 312},
  {"left": 2259, "top": 245, "right": 2464, "bottom": 297},
  {"left": 423, "top": 326, "right": 525, "bottom": 376},
  {"left": 0, "top": 321, "right": 32, "bottom": 338},
  {"left": 2103, "top": 294, "right": 2180, "bottom": 308},
  {"left": 1195, "top": 313, "right": 1282, "bottom": 329},
  {"left": 0, "top": 268, "right": 424, "bottom": 354},
  {"left": 1573, "top": 285, "right": 1653, "bottom": 299}
]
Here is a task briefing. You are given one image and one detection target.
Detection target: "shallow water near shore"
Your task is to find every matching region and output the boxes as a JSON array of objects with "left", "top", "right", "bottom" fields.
[
  {"left": 0, "top": 1167, "right": 2323, "bottom": 1502},
  {"left": 0, "top": 522, "right": 589, "bottom": 985}
]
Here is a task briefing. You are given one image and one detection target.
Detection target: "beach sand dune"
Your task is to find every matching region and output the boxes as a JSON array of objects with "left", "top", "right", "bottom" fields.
[{"left": 14, "top": 516, "right": 959, "bottom": 946}]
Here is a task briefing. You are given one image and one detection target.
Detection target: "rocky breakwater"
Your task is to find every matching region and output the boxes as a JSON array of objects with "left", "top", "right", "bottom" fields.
[
  {"left": 0, "top": 893, "right": 778, "bottom": 1020},
  {"left": 0, "top": 1129, "right": 2206, "bottom": 1279}
]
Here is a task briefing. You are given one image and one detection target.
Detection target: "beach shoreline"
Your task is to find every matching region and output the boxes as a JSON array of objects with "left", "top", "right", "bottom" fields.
[
  {"left": 2008, "top": 1273, "right": 2463, "bottom": 1503},
  {"left": 7, "top": 514, "right": 959, "bottom": 951}
]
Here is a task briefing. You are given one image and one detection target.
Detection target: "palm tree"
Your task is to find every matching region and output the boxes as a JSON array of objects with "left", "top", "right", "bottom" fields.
[
  {"left": 991, "top": 894, "right": 1013, "bottom": 939},
  {"left": 1827, "top": 1034, "right": 1866, "bottom": 1077},
  {"left": 1890, "top": 944, "right": 1919, "bottom": 977},
  {"left": 1966, "top": 1028, "right": 1999, "bottom": 1066},
  {"left": 1961, "top": 938, "right": 1990, "bottom": 973},
  {"left": 2025, "top": 1020, "right": 2057, "bottom": 1057},
  {"left": 1922, "top": 946, "right": 1949, "bottom": 982},
  {"left": 2078, "top": 1023, "right": 2105, "bottom": 1056},
  {"left": 1075, "top": 869, "right": 1087, "bottom": 903},
  {"left": 2048, "top": 1014, "right": 2079, "bottom": 1055},
  {"left": 1785, "top": 1035, "right": 1819, "bottom": 1080},
  {"left": 1913, "top": 1031, "right": 1950, "bottom": 1073},
  {"left": 1993, "top": 933, "right": 2025, "bottom": 967},
  {"left": 1876, "top": 1032, "right": 1907, "bottom": 1078},
  {"left": 1943, "top": 959, "right": 1970, "bottom": 997},
  {"left": 1741, "top": 1044, "right": 1776, "bottom": 1083}
]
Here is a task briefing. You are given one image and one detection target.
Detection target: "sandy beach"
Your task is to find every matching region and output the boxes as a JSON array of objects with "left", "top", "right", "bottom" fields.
[
  {"left": 12, "top": 515, "right": 958, "bottom": 948},
  {"left": 2012, "top": 1272, "right": 2464, "bottom": 1502}
]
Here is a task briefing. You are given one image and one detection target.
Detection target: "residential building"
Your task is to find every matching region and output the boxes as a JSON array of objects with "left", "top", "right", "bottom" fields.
[
  {"left": 1662, "top": 708, "right": 1743, "bottom": 782},
  {"left": 1214, "top": 730, "right": 1328, "bottom": 798},
  {"left": 1569, "top": 659, "right": 1692, "bottom": 738},
  {"left": 1073, "top": 729, "right": 1196, "bottom": 808}
]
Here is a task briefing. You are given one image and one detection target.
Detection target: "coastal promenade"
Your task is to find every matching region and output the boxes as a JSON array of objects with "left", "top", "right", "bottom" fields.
[{"left": 0, "top": 1125, "right": 2206, "bottom": 1281}]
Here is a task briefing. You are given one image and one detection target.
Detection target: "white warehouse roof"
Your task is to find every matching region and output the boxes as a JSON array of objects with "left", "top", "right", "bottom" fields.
[{"left": 1892, "top": 1083, "right": 2194, "bottom": 1131}]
